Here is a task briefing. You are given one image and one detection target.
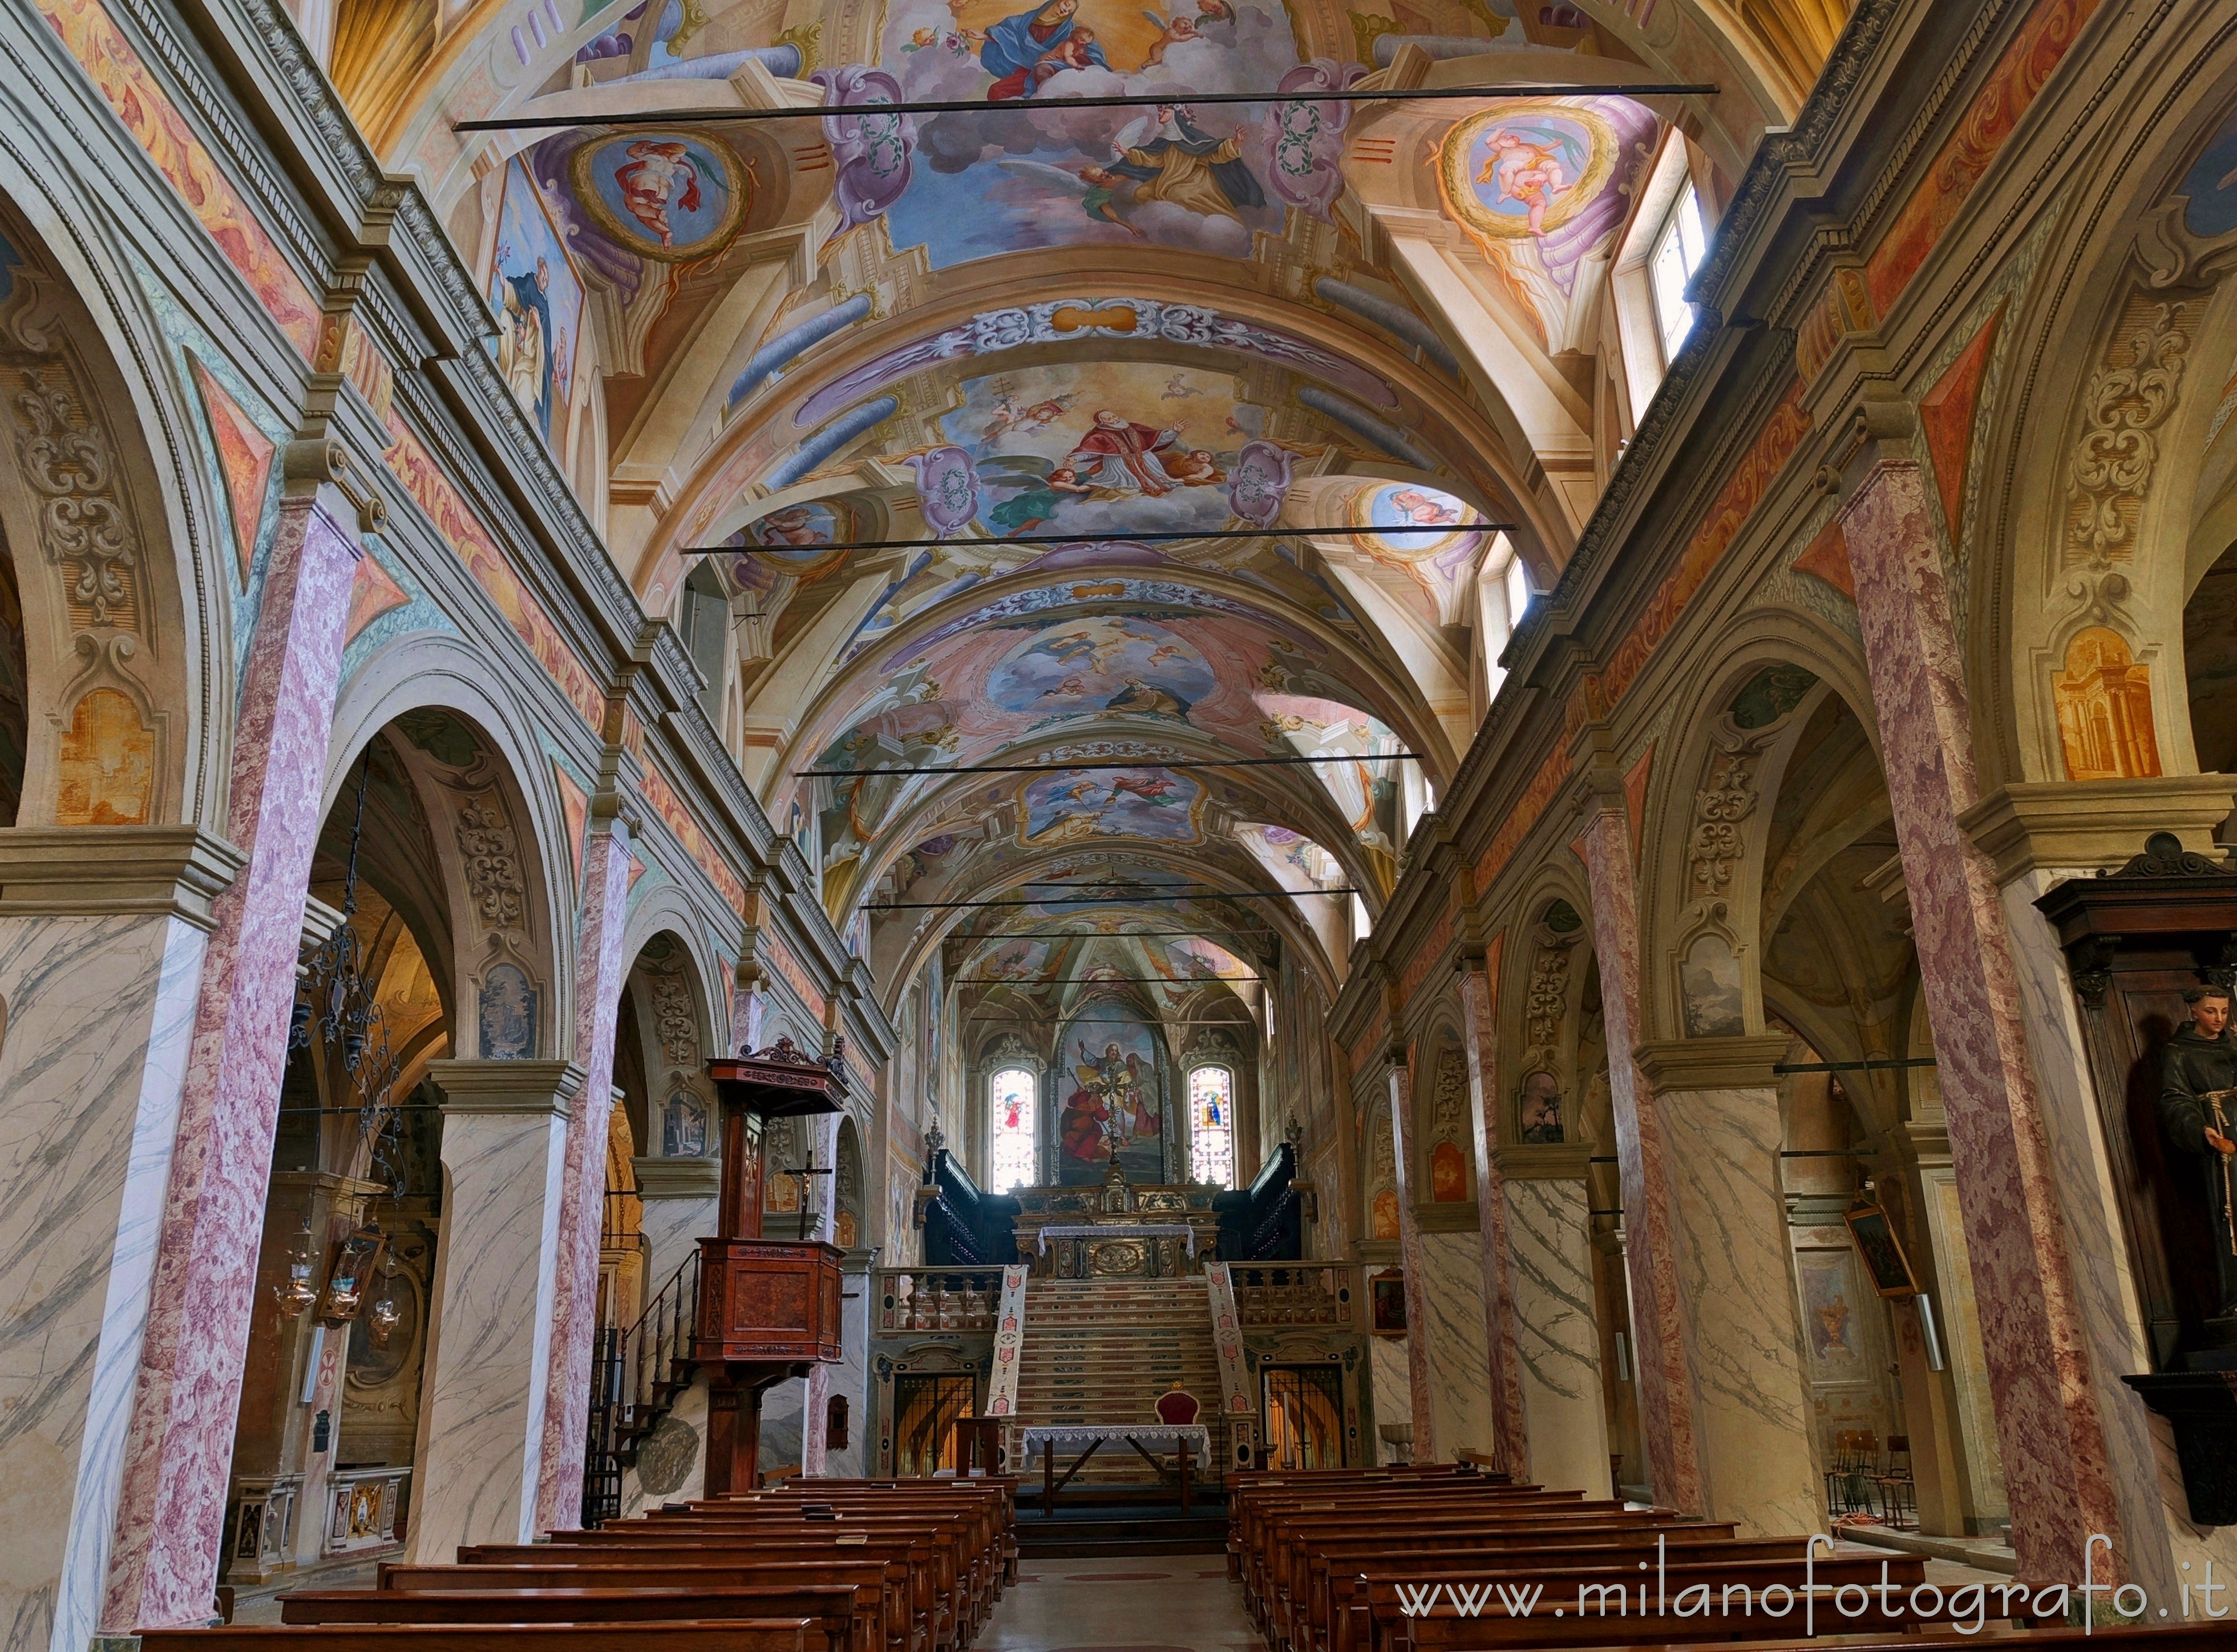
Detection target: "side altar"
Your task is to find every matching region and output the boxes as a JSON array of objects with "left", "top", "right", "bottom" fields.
[{"left": 1009, "top": 1160, "right": 1221, "bottom": 1277}]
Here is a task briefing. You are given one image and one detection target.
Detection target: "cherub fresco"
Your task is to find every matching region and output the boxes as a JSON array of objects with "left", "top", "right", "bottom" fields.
[{"left": 614, "top": 139, "right": 702, "bottom": 248}]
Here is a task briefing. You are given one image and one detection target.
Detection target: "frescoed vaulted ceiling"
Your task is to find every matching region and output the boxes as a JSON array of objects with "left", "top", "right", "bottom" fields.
[{"left": 346, "top": 0, "right": 1836, "bottom": 1015}]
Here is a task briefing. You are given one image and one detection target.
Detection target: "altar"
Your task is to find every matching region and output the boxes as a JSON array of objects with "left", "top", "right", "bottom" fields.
[{"left": 1009, "top": 1161, "right": 1221, "bottom": 1277}]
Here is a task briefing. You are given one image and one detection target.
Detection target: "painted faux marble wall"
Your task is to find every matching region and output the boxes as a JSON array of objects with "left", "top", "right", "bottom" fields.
[{"left": 1366, "top": 1334, "right": 1411, "bottom": 1463}]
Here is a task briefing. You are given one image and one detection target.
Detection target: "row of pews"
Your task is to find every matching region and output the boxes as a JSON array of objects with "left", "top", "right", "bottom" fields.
[
  {"left": 148, "top": 1478, "right": 1019, "bottom": 1652},
  {"left": 1228, "top": 1464, "right": 2225, "bottom": 1651}
]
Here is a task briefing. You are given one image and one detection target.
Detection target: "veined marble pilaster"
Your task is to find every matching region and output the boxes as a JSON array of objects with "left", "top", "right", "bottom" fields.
[
  {"left": 102, "top": 493, "right": 362, "bottom": 1634},
  {"left": 826, "top": 1246, "right": 878, "bottom": 1477},
  {"left": 1417, "top": 1229, "right": 1494, "bottom": 1459},
  {"left": 1575, "top": 804, "right": 1702, "bottom": 1513},
  {"left": 539, "top": 820, "right": 636, "bottom": 1533},
  {"left": 410, "top": 1060, "right": 579, "bottom": 1562},
  {"left": 1636, "top": 1043, "right": 1820, "bottom": 1536},
  {"left": 1456, "top": 964, "right": 1530, "bottom": 1472},
  {"left": 1838, "top": 458, "right": 2123, "bottom": 1584},
  {"left": 1385, "top": 1061, "right": 1438, "bottom": 1455},
  {"left": 633, "top": 1154, "right": 721, "bottom": 1287},
  {"left": 1493, "top": 1147, "right": 1611, "bottom": 1499},
  {"left": 0, "top": 830, "right": 237, "bottom": 1652},
  {"left": 1366, "top": 1334, "right": 1412, "bottom": 1463}
]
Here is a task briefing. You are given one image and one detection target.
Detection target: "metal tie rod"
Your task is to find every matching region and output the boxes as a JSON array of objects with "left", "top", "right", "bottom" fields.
[
  {"left": 865, "top": 887, "right": 1354, "bottom": 909},
  {"left": 687, "top": 524, "right": 1511, "bottom": 556},
  {"left": 797, "top": 752, "right": 1420, "bottom": 777},
  {"left": 455, "top": 83, "right": 1718, "bottom": 132}
]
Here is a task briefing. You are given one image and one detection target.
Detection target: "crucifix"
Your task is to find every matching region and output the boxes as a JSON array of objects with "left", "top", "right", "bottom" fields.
[{"left": 782, "top": 1148, "right": 836, "bottom": 1241}]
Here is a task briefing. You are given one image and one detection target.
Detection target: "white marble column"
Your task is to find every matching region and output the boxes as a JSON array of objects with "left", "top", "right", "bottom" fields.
[
  {"left": 1385, "top": 1058, "right": 1439, "bottom": 1456},
  {"left": 1454, "top": 957, "right": 1528, "bottom": 1472},
  {"left": 1635, "top": 1040, "right": 1822, "bottom": 1535},
  {"left": 409, "top": 1059, "right": 579, "bottom": 1561},
  {"left": 1493, "top": 1149, "right": 1612, "bottom": 1498},
  {"left": 799, "top": 1110, "right": 842, "bottom": 1476},
  {"left": 0, "top": 829, "right": 239, "bottom": 1652},
  {"left": 826, "top": 1246, "right": 879, "bottom": 1477},
  {"left": 632, "top": 1154, "right": 720, "bottom": 1289},
  {"left": 1417, "top": 1224, "right": 1495, "bottom": 1460}
]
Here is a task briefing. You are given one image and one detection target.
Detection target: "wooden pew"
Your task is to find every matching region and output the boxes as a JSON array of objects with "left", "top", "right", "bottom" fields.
[
  {"left": 459, "top": 1533, "right": 961, "bottom": 1650},
  {"left": 279, "top": 1589, "right": 861, "bottom": 1652},
  {"left": 376, "top": 1562, "right": 912, "bottom": 1652},
  {"left": 140, "top": 1626, "right": 818, "bottom": 1652}
]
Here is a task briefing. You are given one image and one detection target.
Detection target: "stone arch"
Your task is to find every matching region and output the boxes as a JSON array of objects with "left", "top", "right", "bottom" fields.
[
  {"left": 1968, "top": 55, "right": 2237, "bottom": 788},
  {"left": 1498, "top": 874, "right": 1595, "bottom": 1152},
  {"left": 1399, "top": 1012, "right": 1464, "bottom": 1207},
  {"left": 617, "top": 917, "right": 723, "bottom": 1163},
  {"left": 834, "top": 1115, "right": 866, "bottom": 1250},
  {"left": 1632, "top": 621, "right": 1880, "bottom": 1046},
  {"left": 325, "top": 637, "right": 571, "bottom": 1061},
  {"left": 0, "top": 187, "right": 221, "bottom": 829}
]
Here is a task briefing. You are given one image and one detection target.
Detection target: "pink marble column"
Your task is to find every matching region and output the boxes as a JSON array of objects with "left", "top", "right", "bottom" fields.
[
  {"left": 100, "top": 490, "right": 363, "bottom": 1632},
  {"left": 1384, "top": 1058, "right": 1438, "bottom": 1457},
  {"left": 536, "top": 815, "right": 636, "bottom": 1532},
  {"left": 1838, "top": 459, "right": 2123, "bottom": 1584},
  {"left": 1573, "top": 804, "right": 1703, "bottom": 1515}
]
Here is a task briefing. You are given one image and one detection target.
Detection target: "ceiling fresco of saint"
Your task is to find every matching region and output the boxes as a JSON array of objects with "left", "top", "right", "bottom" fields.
[{"left": 350, "top": 0, "right": 1830, "bottom": 1013}]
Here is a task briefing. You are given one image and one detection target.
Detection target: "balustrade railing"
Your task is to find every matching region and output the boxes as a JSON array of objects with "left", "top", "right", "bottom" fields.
[
  {"left": 1231, "top": 1264, "right": 1354, "bottom": 1326},
  {"left": 582, "top": 1247, "right": 703, "bottom": 1525},
  {"left": 875, "top": 1266, "right": 1006, "bottom": 1333}
]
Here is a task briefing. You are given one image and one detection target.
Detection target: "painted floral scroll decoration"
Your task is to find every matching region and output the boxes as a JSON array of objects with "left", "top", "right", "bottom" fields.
[
  {"left": 1268, "top": 59, "right": 1368, "bottom": 220},
  {"left": 814, "top": 66, "right": 915, "bottom": 230},
  {"left": 908, "top": 445, "right": 982, "bottom": 537},
  {"left": 1228, "top": 439, "right": 1295, "bottom": 529}
]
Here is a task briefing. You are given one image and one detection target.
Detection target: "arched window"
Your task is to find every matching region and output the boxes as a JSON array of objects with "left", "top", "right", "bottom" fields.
[
  {"left": 1190, "top": 1066, "right": 1235, "bottom": 1188},
  {"left": 988, "top": 1066, "right": 1038, "bottom": 1192}
]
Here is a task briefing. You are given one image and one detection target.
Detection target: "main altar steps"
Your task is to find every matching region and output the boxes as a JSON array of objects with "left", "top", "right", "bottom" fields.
[
  {"left": 1014, "top": 1501, "right": 1229, "bottom": 1558},
  {"left": 1011, "top": 1277, "right": 1228, "bottom": 1494}
]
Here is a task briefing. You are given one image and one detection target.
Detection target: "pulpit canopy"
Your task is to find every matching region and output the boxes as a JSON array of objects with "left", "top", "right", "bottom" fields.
[{"left": 708, "top": 1035, "right": 848, "bottom": 1119}]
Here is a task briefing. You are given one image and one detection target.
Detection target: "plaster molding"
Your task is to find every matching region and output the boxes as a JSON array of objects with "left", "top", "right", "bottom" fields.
[
  {"left": 1956, "top": 776, "right": 2237, "bottom": 885},
  {"left": 1632, "top": 1034, "right": 1791, "bottom": 1091},
  {"left": 1490, "top": 1142, "right": 1596, "bottom": 1181},
  {"left": 632, "top": 1155, "right": 723, "bottom": 1200},
  {"left": 427, "top": 1058, "right": 585, "bottom": 1116},
  {"left": 0, "top": 825, "right": 243, "bottom": 930}
]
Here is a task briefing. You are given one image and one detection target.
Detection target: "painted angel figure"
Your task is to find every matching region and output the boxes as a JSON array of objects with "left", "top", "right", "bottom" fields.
[
  {"left": 1140, "top": 0, "right": 1235, "bottom": 65},
  {"left": 994, "top": 158, "right": 1143, "bottom": 237},
  {"left": 1476, "top": 128, "right": 1570, "bottom": 236},
  {"left": 614, "top": 140, "right": 702, "bottom": 248}
]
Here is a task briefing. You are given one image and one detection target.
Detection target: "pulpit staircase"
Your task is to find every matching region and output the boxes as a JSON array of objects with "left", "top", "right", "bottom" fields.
[
  {"left": 582, "top": 1250, "right": 702, "bottom": 1524},
  {"left": 1010, "top": 1276, "right": 1228, "bottom": 1554}
]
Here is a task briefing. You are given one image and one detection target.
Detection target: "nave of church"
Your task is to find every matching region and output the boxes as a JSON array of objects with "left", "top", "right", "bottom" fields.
[{"left": 7, "top": 0, "right": 2237, "bottom": 1645}]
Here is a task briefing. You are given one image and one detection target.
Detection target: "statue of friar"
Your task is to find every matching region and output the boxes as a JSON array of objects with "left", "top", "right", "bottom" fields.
[{"left": 2158, "top": 984, "right": 2237, "bottom": 1323}]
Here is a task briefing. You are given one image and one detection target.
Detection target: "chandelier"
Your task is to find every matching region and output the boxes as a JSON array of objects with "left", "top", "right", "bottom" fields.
[{"left": 276, "top": 755, "right": 410, "bottom": 1325}]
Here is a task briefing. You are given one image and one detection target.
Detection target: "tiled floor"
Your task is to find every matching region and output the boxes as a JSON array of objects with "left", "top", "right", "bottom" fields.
[{"left": 986, "top": 1553, "right": 1259, "bottom": 1652}]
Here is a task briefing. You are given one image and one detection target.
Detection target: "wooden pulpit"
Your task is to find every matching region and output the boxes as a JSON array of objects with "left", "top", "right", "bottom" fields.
[{"left": 696, "top": 1036, "right": 847, "bottom": 1493}]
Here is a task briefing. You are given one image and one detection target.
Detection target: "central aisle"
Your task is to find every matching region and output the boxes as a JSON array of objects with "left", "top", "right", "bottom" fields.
[{"left": 984, "top": 1552, "right": 1260, "bottom": 1652}]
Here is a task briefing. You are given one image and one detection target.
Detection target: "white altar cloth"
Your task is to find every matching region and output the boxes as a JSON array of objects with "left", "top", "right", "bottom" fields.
[
  {"left": 1021, "top": 1424, "right": 1211, "bottom": 1463},
  {"left": 1033, "top": 1221, "right": 1197, "bottom": 1254}
]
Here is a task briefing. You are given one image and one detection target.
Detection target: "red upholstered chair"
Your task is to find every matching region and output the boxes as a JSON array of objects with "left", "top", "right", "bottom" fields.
[{"left": 1154, "top": 1385, "right": 1202, "bottom": 1426}]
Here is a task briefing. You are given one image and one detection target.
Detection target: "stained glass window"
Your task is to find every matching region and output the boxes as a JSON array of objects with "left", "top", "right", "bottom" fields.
[
  {"left": 988, "top": 1066, "right": 1037, "bottom": 1192},
  {"left": 1190, "top": 1066, "right": 1235, "bottom": 1189}
]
